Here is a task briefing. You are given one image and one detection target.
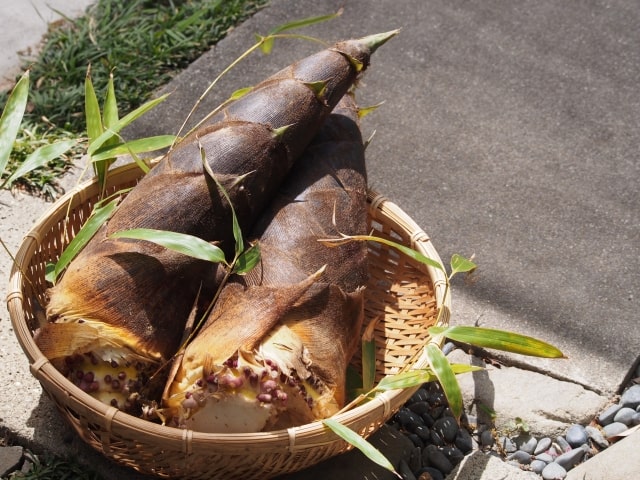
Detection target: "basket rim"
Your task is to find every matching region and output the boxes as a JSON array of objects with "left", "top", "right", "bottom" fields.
[{"left": 6, "top": 161, "right": 450, "bottom": 451}]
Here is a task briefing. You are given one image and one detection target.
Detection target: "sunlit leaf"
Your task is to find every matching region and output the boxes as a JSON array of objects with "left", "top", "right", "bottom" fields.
[
  {"left": 429, "top": 326, "right": 565, "bottom": 358},
  {"left": 426, "top": 344, "right": 463, "bottom": 420},
  {"left": 84, "top": 67, "right": 102, "bottom": 145},
  {"left": 2, "top": 139, "right": 76, "bottom": 188},
  {"left": 91, "top": 135, "right": 175, "bottom": 162},
  {"left": 103, "top": 73, "right": 119, "bottom": 129},
  {"left": 232, "top": 243, "right": 261, "bottom": 274},
  {"left": 450, "top": 254, "right": 476, "bottom": 276},
  {"left": 110, "top": 228, "right": 227, "bottom": 264},
  {"left": 320, "top": 234, "right": 444, "bottom": 271},
  {"left": 375, "top": 364, "right": 483, "bottom": 391},
  {"left": 50, "top": 198, "right": 119, "bottom": 283},
  {"left": 267, "top": 9, "right": 343, "bottom": 35},
  {"left": 0, "top": 71, "right": 29, "bottom": 176},
  {"left": 87, "top": 93, "right": 170, "bottom": 155},
  {"left": 229, "top": 86, "right": 253, "bottom": 101},
  {"left": 323, "top": 418, "right": 398, "bottom": 476}
]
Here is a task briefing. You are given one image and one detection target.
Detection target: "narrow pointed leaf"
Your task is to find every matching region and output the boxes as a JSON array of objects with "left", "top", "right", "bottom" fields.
[
  {"left": 323, "top": 418, "right": 398, "bottom": 476},
  {"left": 88, "top": 94, "right": 169, "bottom": 155},
  {"left": 110, "top": 228, "right": 226, "bottom": 264},
  {"left": 361, "top": 317, "right": 380, "bottom": 392},
  {"left": 2, "top": 139, "right": 75, "bottom": 188},
  {"left": 429, "top": 326, "right": 565, "bottom": 358},
  {"left": 232, "top": 243, "right": 261, "bottom": 274},
  {"left": 450, "top": 254, "right": 476, "bottom": 276},
  {"left": 51, "top": 198, "right": 119, "bottom": 283},
  {"left": 0, "top": 71, "right": 29, "bottom": 176},
  {"left": 320, "top": 235, "right": 444, "bottom": 271},
  {"left": 91, "top": 135, "right": 175, "bottom": 162},
  {"left": 426, "top": 344, "right": 463, "bottom": 420},
  {"left": 103, "top": 73, "right": 119, "bottom": 129},
  {"left": 229, "top": 87, "right": 253, "bottom": 101},
  {"left": 375, "top": 364, "right": 483, "bottom": 392},
  {"left": 267, "top": 9, "right": 343, "bottom": 36},
  {"left": 84, "top": 69, "right": 102, "bottom": 145}
]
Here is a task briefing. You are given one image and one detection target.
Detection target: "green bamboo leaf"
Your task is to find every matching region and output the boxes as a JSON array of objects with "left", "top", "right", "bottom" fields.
[
  {"left": 87, "top": 93, "right": 170, "bottom": 155},
  {"left": 429, "top": 326, "right": 565, "bottom": 358},
  {"left": 426, "top": 344, "right": 463, "bottom": 420},
  {"left": 199, "top": 141, "right": 244, "bottom": 258},
  {"left": 91, "top": 135, "right": 176, "bottom": 162},
  {"left": 103, "top": 73, "right": 119, "bottom": 130},
  {"left": 375, "top": 364, "right": 483, "bottom": 392},
  {"left": 361, "top": 318, "right": 380, "bottom": 392},
  {"left": 232, "top": 243, "right": 261, "bottom": 274},
  {"left": 49, "top": 198, "right": 119, "bottom": 283},
  {"left": 267, "top": 9, "right": 343, "bottom": 35},
  {"left": 0, "top": 71, "right": 29, "bottom": 177},
  {"left": 229, "top": 87, "right": 253, "bottom": 101},
  {"left": 110, "top": 228, "right": 227, "bottom": 265},
  {"left": 323, "top": 418, "right": 399, "bottom": 476},
  {"left": 2, "top": 139, "right": 76, "bottom": 188},
  {"left": 84, "top": 67, "right": 103, "bottom": 145},
  {"left": 450, "top": 254, "right": 476, "bottom": 276},
  {"left": 323, "top": 235, "right": 445, "bottom": 272}
]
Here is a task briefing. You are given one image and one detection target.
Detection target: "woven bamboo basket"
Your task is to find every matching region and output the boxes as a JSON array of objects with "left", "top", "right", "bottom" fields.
[{"left": 7, "top": 161, "right": 450, "bottom": 479}]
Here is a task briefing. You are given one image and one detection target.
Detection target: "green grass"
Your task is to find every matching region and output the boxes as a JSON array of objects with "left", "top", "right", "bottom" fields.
[{"left": 0, "top": 0, "right": 267, "bottom": 196}]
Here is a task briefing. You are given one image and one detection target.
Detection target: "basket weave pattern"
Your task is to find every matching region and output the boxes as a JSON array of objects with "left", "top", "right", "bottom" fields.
[{"left": 7, "top": 163, "right": 449, "bottom": 479}]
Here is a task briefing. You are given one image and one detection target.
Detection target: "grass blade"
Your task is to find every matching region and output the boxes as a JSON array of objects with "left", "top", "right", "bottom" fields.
[
  {"left": 267, "top": 9, "right": 343, "bottom": 36},
  {"left": 429, "top": 326, "right": 566, "bottom": 358},
  {"left": 49, "top": 198, "right": 119, "bottom": 283},
  {"left": 84, "top": 68, "right": 103, "bottom": 145},
  {"left": 0, "top": 71, "right": 29, "bottom": 176},
  {"left": 110, "top": 228, "right": 227, "bottom": 265},
  {"left": 91, "top": 135, "right": 176, "bottom": 162},
  {"left": 426, "top": 344, "right": 463, "bottom": 420},
  {"left": 323, "top": 418, "right": 399, "bottom": 477},
  {"left": 2, "top": 139, "right": 76, "bottom": 189}
]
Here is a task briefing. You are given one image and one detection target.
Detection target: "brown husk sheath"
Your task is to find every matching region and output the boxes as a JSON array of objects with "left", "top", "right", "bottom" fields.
[
  {"left": 162, "top": 94, "right": 369, "bottom": 432},
  {"left": 39, "top": 31, "right": 396, "bottom": 386}
]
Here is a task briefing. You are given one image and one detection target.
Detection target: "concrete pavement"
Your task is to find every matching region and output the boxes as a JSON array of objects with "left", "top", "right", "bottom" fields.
[{"left": 2, "top": 0, "right": 639, "bottom": 479}]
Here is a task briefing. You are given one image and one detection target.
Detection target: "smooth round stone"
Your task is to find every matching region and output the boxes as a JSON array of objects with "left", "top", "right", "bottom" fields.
[
  {"left": 603, "top": 421, "right": 628, "bottom": 438},
  {"left": 428, "top": 392, "right": 447, "bottom": 406},
  {"left": 441, "top": 342, "right": 456, "bottom": 355},
  {"left": 598, "top": 403, "right": 622, "bottom": 426},
  {"left": 507, "top": 450, "right": 532, "bottom": 465},
  {"left": 585, "top": 426, "right": 609, "bottom": 449},
  {"left": 398, "top": 458, "right": 417, "bottom": 480},
  {"left": 536, "top": 452, "right": 554, "bottom": 463},
  {"left": 531, "top": 459, "right": 547, "bottom": 474},
  {"left": 555, "top": 436, "right": 571, "bottom": 453},
  {"left": 408, "top": 433, "right": 425, "bottom": 448},
  {"left": 542, "top": 462, "right": 567, "bottom": 479},
  {"left": 555, "top": 445, "right": 588, "bottom": 470},
  {"left": 534, "top": 437, "right": 552, "bottom": 455},
  {"left": 408, "top": 401, "right": 432, "bottom": 416},
  {"left": 632, "top": 412, "right": 640, "bottom": 426},
  {"left": 410, "top": 388, "right": 430, "bottom": 404},
  {"left": 415, "top": 466, "right": 444, "bottom": 480},
  {"left": 441, "top": 446, "right": 464, "bottom": 466},
  {"left": 433, "top": 417, "right": 458, "bottom": 443},
  {"left": 409, "top": 446, "right": 422, "bottom": 472},
  {"left": 613, "top": 407, "right": 637, "bottom": 426},
  {"left": 515, "top": 434, "right": 538, "bottom": 453},
  {"left": 430, "top": 430, "right": 445, "bottom": 447},
  {"left": 415, "top": 425, "right": 431, "bottom": 442},
  {"left": 397, "top": 408, "right": 425, "bottom": 432},
  {"left": 421, "top": 412, "right": 436, "bottom": 428},
  {"left": 565, "top": 424, "right": 588, "bottom": 447},
  {"left": 480, "top": 430, "right": 495, "bottom": 448},
  {"left": 620, "top": 384, "right": 640, "bottom": 409},
  {"left": 454, "top": 428, "right": 474, "bottom": 454},
  {"left": 422, "top": 445, "right": 454, "bottom": 475},
  {"left": 500, "top": 436, "right": 517, "bottom": 453}
]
